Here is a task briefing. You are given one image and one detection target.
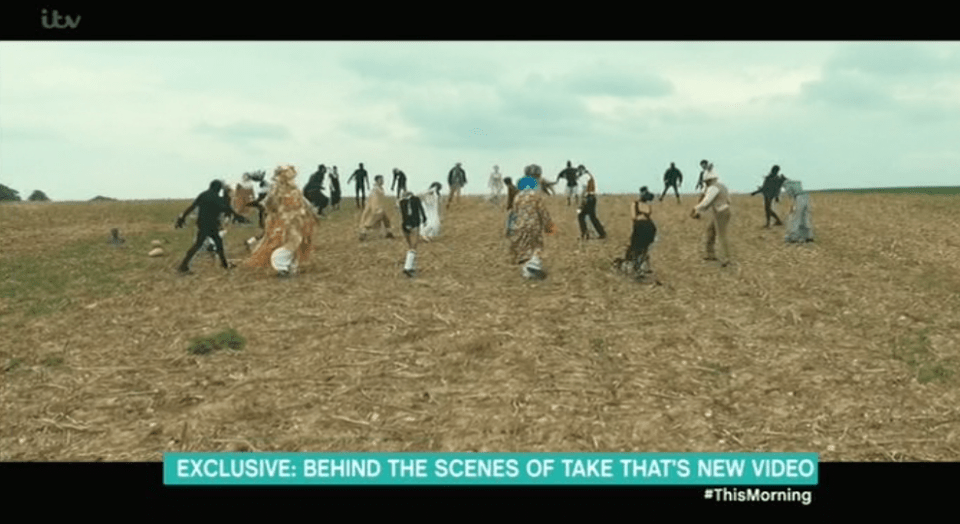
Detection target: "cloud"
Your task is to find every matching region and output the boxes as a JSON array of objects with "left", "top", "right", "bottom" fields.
[
  {"left": 826, "top": 43, "right": 960, "bottom": 79},
  {"left": 192, "top": 120, "right": 292, "bottom": 143},
  {"left": 561, "top": 68, "right": 673, "bottom": 98},
  {"left": 339, "top": 47, "right": 499, "bottom": 85},
  {"left": 799, "top": 71, "right": 895, "bottom": 110}
]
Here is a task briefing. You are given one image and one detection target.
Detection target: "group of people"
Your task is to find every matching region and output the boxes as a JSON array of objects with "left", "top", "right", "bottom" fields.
[{"left": 171, "top": 157, "right": 814, "bottom": 282}]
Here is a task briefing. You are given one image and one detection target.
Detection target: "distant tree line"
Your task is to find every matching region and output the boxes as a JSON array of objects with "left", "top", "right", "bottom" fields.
[{"left": 0, "top": 184, "right": 52, "bottom": 202}]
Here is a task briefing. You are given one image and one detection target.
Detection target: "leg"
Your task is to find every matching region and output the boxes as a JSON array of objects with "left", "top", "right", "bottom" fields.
[
  {"left": 705, "top": 220, "right": 718, "bottom": 260},
  {"left": 179, "top": 229, "right": 211, "bottom": 272},
  {"left": 589, "top": 211, "right": 606, "bottom": 239},
  {"left": 209, "top": 231, "right": 231, "bottom": 269},
  {"left": 715, "top": 210, "right": 732, "bottom": 265},
  {"left": 673, "top": 183, "right": 681, "bottom": 203},
  {"left": 578, "top": 210, "right": 589, "bottom": 239},
  {"left": 659, "top": 184, "right": 668, "bottom": 201}
]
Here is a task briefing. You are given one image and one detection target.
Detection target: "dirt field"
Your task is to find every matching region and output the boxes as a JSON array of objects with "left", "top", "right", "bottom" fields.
[{"left": 2, "top": 190, "right": 959, "bottom": 462}]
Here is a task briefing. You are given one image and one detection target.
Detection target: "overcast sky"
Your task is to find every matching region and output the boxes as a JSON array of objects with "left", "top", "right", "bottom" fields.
[{"left": 1, "top": 41, "right": 958, "bottom": 202}]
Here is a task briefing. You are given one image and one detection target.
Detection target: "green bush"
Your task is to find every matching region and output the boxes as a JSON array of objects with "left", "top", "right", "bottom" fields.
[{"left": 187, "top": 328, "right": 246, "bottom": 355}]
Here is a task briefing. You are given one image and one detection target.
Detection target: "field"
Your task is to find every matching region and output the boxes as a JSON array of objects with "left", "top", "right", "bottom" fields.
[{"left": 2, "top": 190, "right": 959, "bottom": 462}]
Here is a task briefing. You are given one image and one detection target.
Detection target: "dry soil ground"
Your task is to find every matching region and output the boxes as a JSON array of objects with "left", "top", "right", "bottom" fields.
[{"left": 2, "top": 191, "right": 959, "bottom": 461}]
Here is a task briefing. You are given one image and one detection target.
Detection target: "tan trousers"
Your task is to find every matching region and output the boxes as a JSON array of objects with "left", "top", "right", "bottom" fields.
[
  {"left": 705, "top": 208, "right": 732, "bottom": 263},
  {"left": 447, "top": 185, "right": 463, "bottom": 207}
]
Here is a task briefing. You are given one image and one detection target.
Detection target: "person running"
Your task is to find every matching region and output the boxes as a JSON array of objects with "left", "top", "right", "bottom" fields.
[
  {"left": 503, "top": 176, "right": 519, "bottom": 237},
  {"left": 615, "top": 186, "right": 658, "bottom": 278},
  {"left": 348, "top": 163, "right": 370, "bottom": 209},
  {"left": 391, "top": 168, "right": 408, "bottom": 200},
  {"left": 175, "top": 180, "right": 248, "bottom": 274},
  {"left": 419, "top": 182, "right": 442, "bottom": 242},
  {"left": 329, "top": 166, "right": 342, "bottom": 211},
  {"left": 398, "top": 190, "right": 428, "bottom": 277},
  {"left": 576, "top": 165, "right": 606, "bottom": 240},
  {"left": 358, "top": 175, "right": 395, "bottom": 241},
  {"left": 556, "top": 160, "right": 581, "bottom": 206},
  {"left": 303, "top": 164, "right": 329, "bottom": 215},
  {"left": 447, "top": 162, "right": 467, "bottom": 209},
  {"left": 659, "top": 162, "right": 683, "bottom": 204},
  {"left": 488, "top": 165, "right": 504, "bottom": 204},
  {"left": 749, "top": 165, "right": 786, "bottom": 227},
  {"left": 509, "top": 165, "right": 556, "bottom": 280}
]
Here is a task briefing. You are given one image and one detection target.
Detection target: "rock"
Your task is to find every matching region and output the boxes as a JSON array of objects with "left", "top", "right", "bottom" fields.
[
  {"left": 148, "top": 248, "right": 165, "bottom": 257},
  {"left": 151, "top": 240, "right": 164, "bottom": 247}
]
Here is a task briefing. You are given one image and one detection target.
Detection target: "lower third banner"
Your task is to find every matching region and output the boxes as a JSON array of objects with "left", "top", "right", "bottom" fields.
[{"left": 163, "top": 452, "right": 818, "bottom": 486}]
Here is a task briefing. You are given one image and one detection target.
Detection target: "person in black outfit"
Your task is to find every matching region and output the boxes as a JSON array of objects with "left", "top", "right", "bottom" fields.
[
  {"left": 348, "top": 163, "right": 369, "bottom": 209},
  {"left": 391, "top": 168, "right": 408, "bottom": 200},
  {"left": 303, "top": 164, "right": 329, "bottom": 215},
  {"left": 398, "top": 190, "right": 428, "bottom": 277},
  {"left": 750, "top": 165, "right": 786, "bottom": 227},
  {"left": 659, "top": 162, "right": 683, "bottom": 203},
  {"left": 576, "top": 167, "right": 606, "bottom": 240},
  {"left": 614, "top": 186, "right": 657, "bottom": 278},
  {"left": 556, "top": 160, "right": 580, "bottom": 206},
  {"left": 175, "top": 180, "right": 248, "bottom": 273},
  {"left": 329, "top": 166, "right": 342, "bottom": 210}
]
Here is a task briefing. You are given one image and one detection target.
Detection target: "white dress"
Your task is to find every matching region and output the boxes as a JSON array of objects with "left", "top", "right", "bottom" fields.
[{"left": 420, "top": 189, "right": 441, "bottom": 240}]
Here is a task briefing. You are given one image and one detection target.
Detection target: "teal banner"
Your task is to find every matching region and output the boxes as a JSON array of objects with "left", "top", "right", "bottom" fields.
[{"left": 163, "top": 452, "right": 818, "bottom": 486}]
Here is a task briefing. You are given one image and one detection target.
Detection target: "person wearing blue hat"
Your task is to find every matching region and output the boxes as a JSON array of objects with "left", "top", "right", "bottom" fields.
[{"left": 509, "top": 165, "right": 556, "bottom": 280}]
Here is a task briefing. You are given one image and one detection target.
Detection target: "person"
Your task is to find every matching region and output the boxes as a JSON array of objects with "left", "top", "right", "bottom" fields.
[
  {"left": 359, "top": 175, "right": 395, "bottom": 241},
  {"left": 348, "top": 163, "right": 370, "bottom": 209},
  {"left": 447, "top": 162, "right": 467, "bottom": 209},
  {"left": 659, "top": 162, "right": 683, "bottom": 203},
  {"left": 750, "top": 165, "right": 786, "bottom": 227},
  {"left": 419, "top": 182, "right": 442, "bottom": 242},
  {"left": 782, "top": 179, "right": 814, "bottom": 243},
  {"left": 232, "top": 172, "right": 257, "bottom": 218},
  {"left": 244, "top": 170, "right": 271, "bottom": 229},
  {"left": 303, "top": 164, "right": 329, "bottom": 216},
  {"left": 398, "top": 190, "right": 428, "bottom": 277},
  {"left": 509, "top": 165, "right": 556, "bottom": 280},
  {"left": 201, "top": 182, "right": 236, "bottom": 256},
  {"left": 695, "top": 160, "right": 708, "bottom": 192},
  {"left": 503, "top": 176, "right": 519, "bottom": 237},
  {"left": 576, "top": 166, "right": 606, "bottom": 240},
  {"left": 109, "top": 228, "right": 125, "bottom": 247},
  {"left": 556, "top": 160, "right": 581, "bottom": 206},
  {"left": 391, "top": 168, "right": 408, "bottom": 200},
  {"left": 329, "top": 166, "right": 342, "bottom": 211},
  {"left": 488, "top": 165, "right": 504, "bottom": 204},
  {"left": 615, "top": 186, "right": 658, "bottom": 278},
  {"left": 691, "top": 161, "right": 733, "bottom": 267},
  {"left": 175, "top": 179, "right": 249, "bottom": 274},
  {"left": 242, "top": 165, "right": 321, "bottom": 277}
]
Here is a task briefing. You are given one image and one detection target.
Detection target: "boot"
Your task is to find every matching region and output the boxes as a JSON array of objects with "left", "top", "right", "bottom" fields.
[
  {"left": 522, "top": 255, "right": 546, "bottom": 280},
  {"left": 403, "top": 250, "right": 417, "bottom": 277}
]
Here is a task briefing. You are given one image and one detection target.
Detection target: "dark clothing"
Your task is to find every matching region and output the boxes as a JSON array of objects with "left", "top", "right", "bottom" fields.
[
  {"left": 177, "top": 186, "right": 241, "bottom": 271},
  {"left": 664, "top": 166, "right": 682, "bottom": 185},
  {"left": 349, "top": 168, "right": 369, "bottom": 208},
  {"left": 558, "top": 167, "right": 579, "bottom": 187},
  {"left": 304, "top": 171, "right": 329, "bottom": 214},
  {"left": 505, "top": 185, "right": 519, "bottom": 210},
  {"left": 577, "top": 194, "right": 606, "bottom": 239},
  {"left": 750, "top": 174, "right": 786, "bottom": 226},
  {"left": 448, "top": 166, "right": 466, "bottom": 187},
  {"left": 330, "top": 177, "right": 341, "bottom": 208},
  {"left": 400, "top": 195, "right": 428, "bottom": 233},
  {"left": 392, "top": 170, "right": 408, "bottom": 198},
  {"left": 625, "top": 200, "right": 657, "bottom": 272},
  {"left": 180, "top": 186, "right": 239, "bottom": 231}
]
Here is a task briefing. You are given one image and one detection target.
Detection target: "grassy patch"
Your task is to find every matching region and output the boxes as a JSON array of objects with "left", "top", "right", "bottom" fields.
[
  {"left": 187, "top": 328, "right": 247, "bottom": 355},
  {"left": 892, "top": 329, "right": 955, "bottom": 384}
]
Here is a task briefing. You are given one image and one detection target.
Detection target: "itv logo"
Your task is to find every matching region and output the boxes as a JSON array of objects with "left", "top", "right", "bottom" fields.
[{"left": 41, "top": 9, "right": 81, "bottom": 29}]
